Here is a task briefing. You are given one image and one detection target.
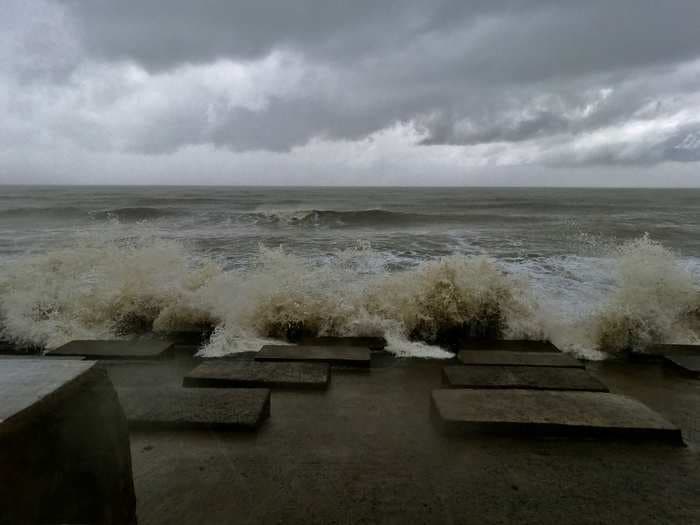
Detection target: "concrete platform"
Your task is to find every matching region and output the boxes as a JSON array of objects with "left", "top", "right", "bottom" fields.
[
  {"left": 0, "top": 359, "right": 136, "bottom": 524},
  {"left": 296, "top": 336, "right": 387, "bottom": 350},
  {"left": 459, "top": 340, "right": 561, "bottom": 353},
  {"left": 457, "top": 350, "right": 583, "bottom": 368},
  {"left": 257, "top": 345, "right": 371, "bottom": 367},
  {"left": 184, "top": 360, "right": 330, "bottom": 389},
  {"left": 128, "top": 360, "right": 699, "bottom": 525},
  {"left": 49, "top": 339, "right": 176, "bottom": 359},
  {"left": 116, "top": 387, "right": 270, "bottom": 430},
  {"left": 665, "top": 354, "right": 700, "bottom": 377},
  {"left": 431, "top": 389, "right": 681, "bottom": 443},
  {"left": 442, "top": 365, "right": 608, "bottom": 392}
]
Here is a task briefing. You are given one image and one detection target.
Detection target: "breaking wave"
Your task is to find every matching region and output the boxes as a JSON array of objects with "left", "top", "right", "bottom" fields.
[{"left": 0, "top": 225, "right": 697, "bottom": 358}]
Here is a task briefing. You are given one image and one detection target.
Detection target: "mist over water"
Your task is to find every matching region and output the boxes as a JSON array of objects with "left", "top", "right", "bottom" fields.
[{"left": 0, "top": 186, "right": 698, "bottom": 358}]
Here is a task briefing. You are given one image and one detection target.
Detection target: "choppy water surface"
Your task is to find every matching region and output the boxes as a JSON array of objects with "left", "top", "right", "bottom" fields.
[{"left": 1, "top": 186, "right": 698, "bottom": 358}]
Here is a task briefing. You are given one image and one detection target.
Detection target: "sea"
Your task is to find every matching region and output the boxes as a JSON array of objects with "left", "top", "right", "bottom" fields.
[{"left": 1, "top": 186, "right": 698, "bottom": 359}]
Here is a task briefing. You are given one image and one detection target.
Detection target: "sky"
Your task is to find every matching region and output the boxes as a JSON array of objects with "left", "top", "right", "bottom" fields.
[{"left": 1, "top": 1, "right": 700, "bottom": 186}]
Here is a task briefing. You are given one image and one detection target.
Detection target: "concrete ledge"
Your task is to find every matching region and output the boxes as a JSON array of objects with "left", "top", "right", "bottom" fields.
[
  {"left": 296, "top": 336, "right": 387, "bottom": 350},
  {"left": 184, "top": 360, "right": 330, "bottom": 390},
  {"left": 0, "top": 359, "right": 136, "bottom": 524},
  {"left": 459, "top": 340, "right": 561, "bottom": 353},
  {"left": 257, "top": 345, "right": 371, "bottom": 367},
  {"left": 457, "top": 350, "right": 583, "bottom": 368},
  {"left": 443, "top": 365, "right": 608, "bottom": 392},
  {"left": 0, "top": 354, "right": 86, "bottom": 360},
  {"left": 431, "top": 389, "right": 682, "bottom": 443},
  {"left": 49, "top": 339, "right": 175, "bottom": 360},
  {"left": 664, "top": 354, "right": 700, "bottom": 377},
  {"left": 117, "top": 387, "right": 270, "bottom": 430}
]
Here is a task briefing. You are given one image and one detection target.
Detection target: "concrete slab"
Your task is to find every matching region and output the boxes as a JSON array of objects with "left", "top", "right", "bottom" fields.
[
  {"left": 664, "top": 354, "right": 700, "bottom": 377},
  {"left": 457, "top": 350, "right": 583, "bottom": 368},
  {"left": 460, "top": 340, "right": 560, "bottom": 353},
  {"left": 431, "top": 389, "right": 681, "bottom": 443},
  {"left": 442, "top": 365, "right": 608, "bottom": 392},
  {"left": 184, "top": 360, "right": 330, "bottom": 389},
  {"left": 0, "top": 359, "right": 136, "bottom": 524},
  {"left": 127, "top": 359, "right": 700, "bottom": 525},
  {"left": 117, "top": 387, "right": 270, "bottom": 430},
  {"left": 257, "top": 345, "right": 371, "bottom": 367},
  {"left": 297, "top": 336, "right": 387, "bottom": 350},
  {"left": 49, "top": 339, "right": 175, "bottom": 359}
]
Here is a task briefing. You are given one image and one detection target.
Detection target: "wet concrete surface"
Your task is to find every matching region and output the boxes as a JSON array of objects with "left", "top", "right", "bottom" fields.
[
  {"left": 257, "top": 344, "right": 371, "bottom": 367},
  {"left": 442, "top": 365, "right": 608, "bottom": 392},
  {"left": 184, "top": 360, "right": 330, "bottom": 390},
  {"left": 127, "top": 358, "right": 700, "bottom": 525},
  {"left": 457, "top": 350, "right": 583, "bottom": 368}
]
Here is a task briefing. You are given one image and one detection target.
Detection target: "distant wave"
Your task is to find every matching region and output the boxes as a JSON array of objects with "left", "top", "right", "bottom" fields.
[
  {"left": 0, "top": 206, "right": 182, "bottom": 222},
  {"left": 0, "top": 206, "right": 86, "bottom": 219},
  {"left": 90, "top": 207, "right": 183, "bottom": 221},
  {"left": 244, "top": 209, "right": 532, "bottom": 228}
]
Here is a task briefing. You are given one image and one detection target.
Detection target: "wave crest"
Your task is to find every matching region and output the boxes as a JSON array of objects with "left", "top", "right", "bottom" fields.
[{"left": 592, "top": 235, "right": 699, "bottom": 353}]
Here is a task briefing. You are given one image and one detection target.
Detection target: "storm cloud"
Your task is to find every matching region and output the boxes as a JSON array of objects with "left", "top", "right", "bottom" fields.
[{"left": 2, "top": 0, "right": 700, "bottom": 184}]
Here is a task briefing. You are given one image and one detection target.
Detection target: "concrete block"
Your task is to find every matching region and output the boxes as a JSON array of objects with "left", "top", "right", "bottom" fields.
[
  {"left": 98, "top": 360, "right": 190, "bottom": 389},
  {"left": 257, "top": 345, "right": 371, "bottom": 367},
  {"left": 664, "top": 354, "right": 700, "bottom": 377},
  {"left": 457, "top": 350, "right": 583, "bottom": 368},
  {"left": 431, "top": 389, "right": 682, "bottom": 443},
  {"left": 116, "top": 387, "right": 270, "bottom": 430},
  {"left": 460, "top": 340, "right": 560, "bottom": 353},
  {"left": 296, "top": 336, "right": 387, "bottom": 350},
  {"left": 442, "top": 365, "right": 608, "bottom": 392},
  {"left": 49, "top": 339, "right": 175, "bottom": 359},
  {"left": 0, "top": 359, "right": 136, "bottom": 524},
  {"left": 184, "top": 360, "right": 330, "bottom": 389}
]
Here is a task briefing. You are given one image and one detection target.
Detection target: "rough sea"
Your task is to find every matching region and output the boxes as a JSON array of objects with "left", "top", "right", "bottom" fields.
[{"left": 1, "top": 186, "right": 698, "bottom": 358}]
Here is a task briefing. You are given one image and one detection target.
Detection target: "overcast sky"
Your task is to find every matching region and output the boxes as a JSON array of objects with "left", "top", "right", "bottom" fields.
[{"left": 2, "top": 1, "right": 700, "bottom": 186}]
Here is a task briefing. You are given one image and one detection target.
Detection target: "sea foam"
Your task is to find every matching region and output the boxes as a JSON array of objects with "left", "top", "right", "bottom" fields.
[{"left": 0, "top": 224, "right": 697, "bottom": 358}]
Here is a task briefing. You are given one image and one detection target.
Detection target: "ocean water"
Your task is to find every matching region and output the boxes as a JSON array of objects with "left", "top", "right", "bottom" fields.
[{"left": 0, "top": 186, "right": 698, "bottom": 358}]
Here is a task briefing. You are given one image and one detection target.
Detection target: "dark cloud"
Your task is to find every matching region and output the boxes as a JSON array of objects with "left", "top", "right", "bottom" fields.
[{"left": 2, "top": 0, "right": 700, "bottom": 182}]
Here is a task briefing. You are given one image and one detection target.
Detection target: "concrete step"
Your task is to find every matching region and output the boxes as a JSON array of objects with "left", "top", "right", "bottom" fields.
[
  {"left": 457, "top": 350, "right": 583, "bottom": 368},
  {"left": 431, "top": 389, "right": 682, "bottom": 443},
  {"left": 459, "top": 340, "right": 561, "bottom": 353},
  {"left": 116, "top": 387, "right": 270, "bottom": 430},
  {"left": 184, "top": 360, "right": 330, "bottom": 389},
  {"left": 256, "top": 345, "right": 371, "bottom": 368},
  {"left": 443, "top": 365, "right": 608, "bottom": 392},
  {"left": 295, "top": 336, "right": 387, "bottom": 350},
  {"left": 48, "top": 339, "right": 175, "bottom": 360}
]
